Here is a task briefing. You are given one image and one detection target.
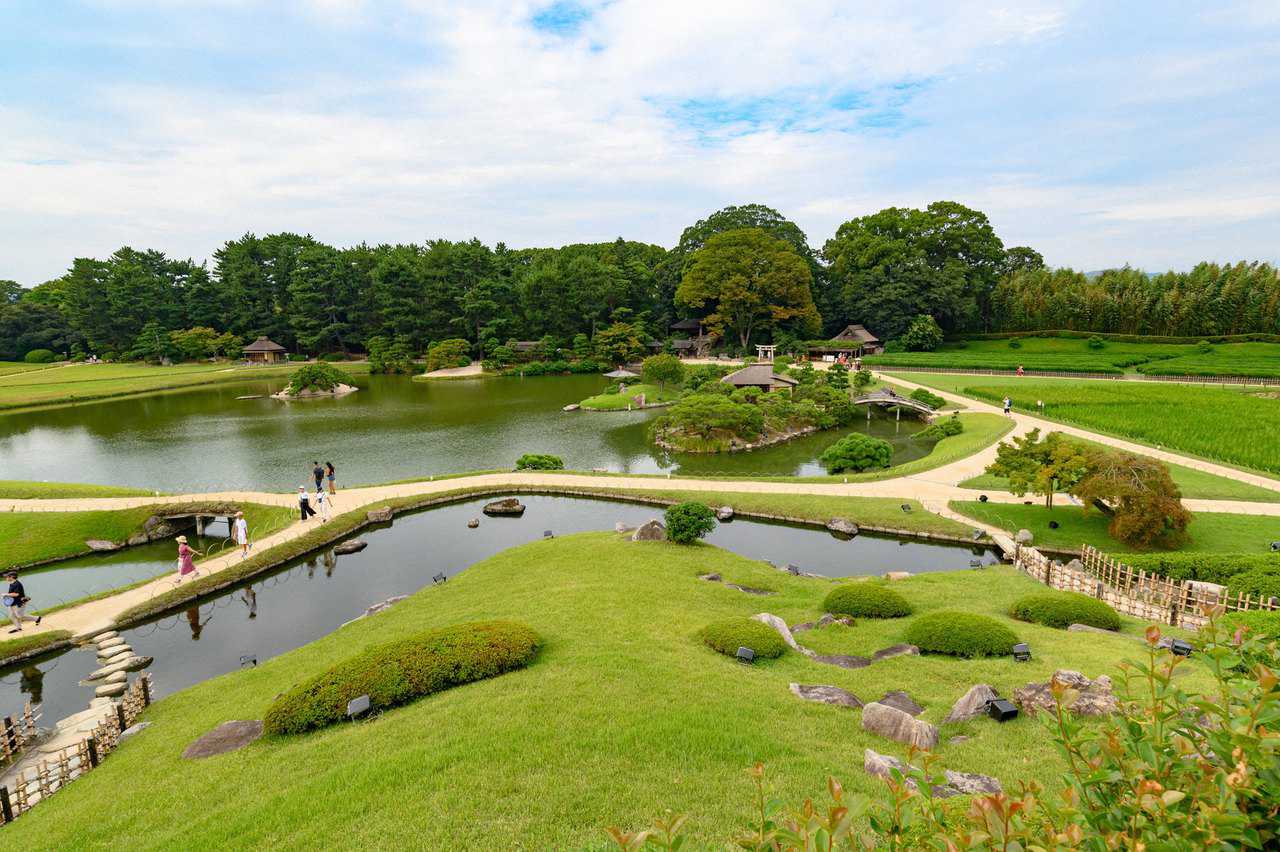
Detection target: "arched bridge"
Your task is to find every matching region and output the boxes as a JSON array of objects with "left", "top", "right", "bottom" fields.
[{"left": 852, "top": 389, "right": 936, "bottom": 417}]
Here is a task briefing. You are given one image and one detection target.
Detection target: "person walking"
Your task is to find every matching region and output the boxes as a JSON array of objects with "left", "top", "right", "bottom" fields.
[
  {"left": 326, "top": 461, "right": 337, "bottom": 495},
  {"left": 312, "top": 461, "right": 325, "bottom": 491},
  {"left": 299, "top": 486, "right": 317, "bottom": 521},
  {"left": 1016, "top": 364, "right": 1025, "bottom": 376},
  {"left": 4, "top": 571, "right": 41, "bottom": 633},
  {"left": 1002, "top": 396, "right": 1012, "bottom": 415},
  {"left": 175, "top": 535, "right": 199, "bottom": 583},
  {"left": 315, "top": 486, "right": 330, "bottom": 523},
  {"left": 233, "top": 510, "right": 251, "bottom": 559}
]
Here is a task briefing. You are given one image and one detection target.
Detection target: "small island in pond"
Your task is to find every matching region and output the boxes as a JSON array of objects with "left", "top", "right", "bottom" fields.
[{"left": 272, "top": 363, "right": 359, "bottom": 400}]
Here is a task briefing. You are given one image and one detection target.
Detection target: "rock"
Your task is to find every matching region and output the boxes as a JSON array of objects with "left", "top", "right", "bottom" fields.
[
  {"left": 1015, "top": 529, "right": 1034, "bottom": 545},
  {"left": 864, "top": 748, "right": 1001, "bottom": 798},
  {"left": 698, "top": 572, "right": 722, "bottom": 582},
  {"left": 103, "top": 671, "right": 128, "bottom": 684},
  {"left": 750, "top": 613, "right": 803, "bottom": 652},
  {"left": 630, "top": 519, "right": 666, "bottom": 541},
  {"left": 942, "top": 684, "right": 999, "bottom": 724},
  {"left": 235, "top": 394, "right": 264, "bottom": 400},
  {"left": 1067, "top": 622, "right": 1117, "bottom": 635},
  {"left": 878, "top": 690, "right": 924, "bottom": 717},
  {"left": 85, "top": 539, "right": 121, "bottom": 552},
  {"left": 482, "top": 498, "right": 526, "bottom": 516},
  {"left": 871, "top": 643, "right": 919, "bottom": 662},
  {"left": 725, "top": 583, "right": 774, "bottom": 596},
  {"left": 96, "top": 636, "right": 126, "bottom": 650},
  {"left": 883, "top": 571, "right": 912, "bottom": 581},
  {"left": 944, "top": 770, "right": 1003, "bottom": 796},
  {"left": 90, "top": 630, "right": 119, "bottom": 643},
  {"left": 95, "top": 682, "right": 127, "bottom": 698},
  {"left": 818, "top": 614, "right": 855, "bottom": 628},
  {"left": 119, "top": 721, "right": 152, "bottom": 743},
  {"left": 126, "top": 531, "right": 149, "bottom": 547},
  {"left": 826, "top": 518, "right": 859, "bottom": 537},
  {"left": 364, "top": 595, "right": 409, "bottom": 618},
  {"left": 366, "top": 507, "right": 393, "bottom": 523},
  {"left": 1065, "top": 557, "right": 1084, "bottom": 572},
  {"left": 562, "top": 403, "right": 579, "bottom": 412},
  {"left": 716, "top": 506, "right": 734, "bottom": 521},
  {"left": 182, "top": 720, "right": 264, "bottom": 759},
  {"left": 467, "top": 518, "right": 479, "bottom": 529},
  {"left": 97, "top": 645, "right": 133, "bottom": 662},
  {"left": 949, "top": 735, "right": 970, "bottom": 745},
  {"left": 86, "top": 655, "right": 153, "bottom": 681},
  {"left": 790, "top": 683, "right": 863, "bottom": 709},
  {"left": 812, "top": 653, "right": 871, "bottom": 669},
  {"left": 861, "top": 701, "right": 939, "bottom": 751},
  {"left": 271, "top": 382, "right": 358, "bottom": 400},
  {"left": 614, "top": 522, "right": 634, "bottom": 534},
  {"left": 333, "top": 539, "right": 367, "bottom": 555},
  {"left": 1014, "top": 670, "right": 1116, "bottom": 717}
]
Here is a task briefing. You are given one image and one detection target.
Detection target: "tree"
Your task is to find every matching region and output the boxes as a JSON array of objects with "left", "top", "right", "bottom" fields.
[
  {"left": 664, "top": 502, "right": 717, "bottom": 544},
  {"left": 366, "top": 335, "right": 415, "bottom": 374},
  {"left": 571, "top": 333, "right": 592, "bottom": 359},
  {"left": 819, "top": 433, "right": 892, "bottom": 473},
  {"left": 1003, "top": 245, "right": 1045, "bottom": 274},
  {"left": 169, "top": 327, "right": 221, "bottom": 360},
  {"left": 986, "top": 428, "right": 1091, "bottom": 509},
  {"left": 1073, "top": 449, "right": 1192, "bottom": 549},
  {"left": 426, "top": 338, "right": 471, "bottom": 371},
  {"left": 654, "top": 394, "right": 763, "bottom": 443},
  {"left": 898, "top": 314, "right": 944, "bottom": 352},
  {"left": 640, "top": 353, "right": 684, "bottom": 388},
  {"left": 127, "top": 321, "right": 176, "bottom": 362},
  {"left": 286, "top": 362, "right": 355, "bottom": 394},
  {"left": 593, "top": 321, "right": 645, "bottom": 366},
  {"left": 0, "top": 280, "right": 21, "bottom": 304},
  {"left": 852, "top": 367, "right": 874, "bottom": 391},
  {"left": 676, "top": 228, "right": 820, "bottom": 348}
]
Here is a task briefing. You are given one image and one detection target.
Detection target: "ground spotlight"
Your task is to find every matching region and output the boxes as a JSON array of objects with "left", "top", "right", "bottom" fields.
[
  {"left": 986, "top": 697, "right": 1018, "bottom": 722},
  {"left": 239, "top": 655, "right": 257, "bottom": 668},
  {"left": 978, "top": 494, "right": 988, "bottom": 503},
  {"left": 346, "top": 694, "right": 371, "bottom": 719},
  {"left": 1012, "top": 643, "right": 1031, "bottom": 662},
  {"left": 1048, "top": 520, "right": 1060, "bottom": 529},
  {"left": 735, "top": 647, "right": 755, "bottom": 664},
  {"left": 543, "top": 530, "right": 554, "bottom": 539},
  {"left": 432, "top": 572, "right": 447, "bottom": 585},
  {"left": 971, "top": 529, "right": 983, "bottom": 541},
  {"left": 1170, "top": 639, "right": 1193, "bottom": 657},
  {"left": 970, "top": 559, "right": 983, "bottom": 568},
  {"left": 1271, "top": 541, "right": 1280, "bottom": 552},
  {"left": 900, "top": 504, "right": 912, "bottom": 513}
]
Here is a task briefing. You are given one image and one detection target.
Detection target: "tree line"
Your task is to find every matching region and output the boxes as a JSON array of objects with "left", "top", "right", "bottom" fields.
[{"left": 1, "top": 201, "right": 1276, "bottom": 362}]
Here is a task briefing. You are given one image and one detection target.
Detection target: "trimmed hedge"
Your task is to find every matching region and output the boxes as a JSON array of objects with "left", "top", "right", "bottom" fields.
[
  {"left": 263, "top": 621, "right": 539, "bottom": 735},
  {"left": 823, "top": 583, "right": 913, "bottom": 619},
  {"left": 1118, "top": 552, "right": 1279, "bottom": 586},
  {"left": 23, "top": 349, "right": 56, "bottom": 363},
  {"left": 1010, "top": 591, "right": 1120, "bottom": 631},
  {"left": 1220, "top": 610, "right": 1280, "bottom": 640},
  {"left": 515, "top": 453, "right": 565, "bottom": 470},
  {"left": 1228, "top": 569, "right": 1280, "bottom": 602},
  {"left": 700, "top": 617, "right": 787, "bottom": 659},
  {"left": 904, "top": 611, "right": 1019, "bottom": 658},
  {"left": 909, "top": 387, "right": 945, "bottom": 409}
]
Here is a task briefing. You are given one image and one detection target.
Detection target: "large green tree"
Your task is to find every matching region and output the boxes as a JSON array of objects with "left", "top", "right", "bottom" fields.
[{"left": 675, "top": 228, "right": 820, "bottom": 348}]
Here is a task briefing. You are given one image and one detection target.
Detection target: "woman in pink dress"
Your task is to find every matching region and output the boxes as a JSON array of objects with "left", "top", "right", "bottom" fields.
[{"left": 176, "top": 535, "right": 199, "bottom": 583}]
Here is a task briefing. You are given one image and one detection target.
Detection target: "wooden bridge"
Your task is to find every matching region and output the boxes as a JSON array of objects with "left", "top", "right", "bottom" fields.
[{"left": 852, "top": 389, "right": 936, "bottom": 418}]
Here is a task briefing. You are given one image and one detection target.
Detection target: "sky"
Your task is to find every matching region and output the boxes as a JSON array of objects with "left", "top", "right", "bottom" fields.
[{"left": 2, "top": 0, "right": 1278, "bottom": 284}]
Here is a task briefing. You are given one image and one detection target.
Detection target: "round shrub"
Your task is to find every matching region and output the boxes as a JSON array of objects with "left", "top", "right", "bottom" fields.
[
  {"left": 23, "top": 348, "right": 56, "bottom": 363},
  {"left": 286, "top": 362, "right": 355, "bottom": 394},
  {"left": 909, "top": 388, "right": 945, "bottom": 410},
  {"left": 1010, "top": 591, "right": 1121, "bottom": 631},
  {"left": 320, "top": 352, "right": 349, "bottom": 362},
  {"left": 700, "top": 617, "right": 787, "bottom": 659},
  {"left": 665, "top": 501, "right": 717, "bottom": 544},
  {"left": 904, "top": 611, "right": 1020, "bottom": 658},
  {"left": 1007, "top": 338, "right": 1022, "bottom": 349},
  {"left": 515, "top": 453, "right": 564, "bottom": 470},
  {"left": 819, "top": 433, "right": 892, "bottom": 474},
  {"left": 823, "top": 583, "right": 913, "bottom": 619},
  {"left": 1229, "top": 568, "right": 1280, "bottom": 602},
  {"left": 1087, "top": 336, "right": 1105, "bottom": 350},
  {"left": 263, "top": 621, "right": 539, "bottom": 735}
]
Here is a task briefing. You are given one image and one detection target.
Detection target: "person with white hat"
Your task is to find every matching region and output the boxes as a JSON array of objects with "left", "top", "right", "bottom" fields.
[
  {"left": 175, "top": 535, "right": 199, "bottom": 583},
  {"left": 298, "top": 486, "right": 317, "bottom": 521},
  {"left": 233, "top": 510, "right": 251, "bottom": 559}
]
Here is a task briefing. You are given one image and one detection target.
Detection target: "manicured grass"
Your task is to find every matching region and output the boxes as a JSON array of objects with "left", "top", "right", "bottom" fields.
[
  {"left": 890, "top": 372, "right": 1280, "bottom": 476},
  {"left": 0, "top": 361, "right": 57, "bottom": 377},
  {"left": 841, "top": 413, "right": 1010, "bottom": 482},
  {"left": 949, "top": 500, "right": 1280, "bottom": 556},
  {"left": 579, "top": 382, "right": 680, "bottom": 410},
  {"left": 0, "top": 480, "right": 158, "bottom": 499},
  {"left": 4, "top": 535, "right": 1203, "bottom": 848},
  {"left": 0, "top": 629, "right": 72, "bottom": 662},
  {"left": 0, "top": 361, "right": 370, "bottom": 412}
]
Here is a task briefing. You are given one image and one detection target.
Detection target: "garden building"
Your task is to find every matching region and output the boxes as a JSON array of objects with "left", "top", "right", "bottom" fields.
[
  {"left": 807, "top": 324, "right": 882, "bottom": 359},
  {"left": 720, "top": 364, "right": 798, "bottom": 392},
  {"left": 668, "top": 317, "right": 715, "bottom": 357},
  {"left": 242, "top": 337, "right": 287, "bottom": 364}
]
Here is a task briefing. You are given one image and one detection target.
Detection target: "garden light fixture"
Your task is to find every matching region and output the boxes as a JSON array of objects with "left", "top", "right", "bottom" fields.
[
  {"left": 1170, "top": 639, "right": 1193, "bottom": 657},
  {"left": 735, "top": 647, "right": 755, "bottom": 664},
  {"left": 1012, "top": 643, "right": 1031, "bottom": 662},
  {"left": 240, "top": 655, "right": 257, "bottom": 668},
  {"left": 346, "top": 694, "right": 371, "bottom": 719},
  {"left": 432, "top": 572, "right": 447, "bottom": 585},
  {"left": 978, "top": 494, "right": 988, "bottom": 503},
  {"left": 543, "top": 530, "right": 554, "bottom": 538},
  {"left": 986, "top": 697, "right": 1018, "bottom": 722}
]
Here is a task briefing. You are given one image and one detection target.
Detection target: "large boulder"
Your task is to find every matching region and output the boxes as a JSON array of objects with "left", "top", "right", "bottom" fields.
[
  {"left": 1014, "top": 670, "right": 1116, "bottom": 717},
  {"left": 883, "top": 571, "right": 912, "bottom": 581},
  {"left": 877, "top": 690, "right": 924, "bottom": 717},
  {"left": 85, "top": 539, "right": 121, "bottom": 552},
  {"left": 182, "top": 720, "right": 264, "bottom": 760},
  {"left": 1015, "top": 529, "right": 1034, "bottom": 545},
  {"left": 750, "top": 613, "right": 804, "bottom": 652},
  {"left": 716, "top": 506, "right": 734, "bottom": 521},
  {"left": 366, "top": 507, "right": 393, "bottom": 524},
  {"left": 333, "top": 539, "right": 367, "bottom": 555},
  {"left": 790, "top": 683, "right": 863, "bottom": 709},
  {"left": 826, "top": 518, "right": 859, "bottom": 537},
  {"left": 127, "top": 531, "right": 150, "bottom": 547},
  {"left": 482, "top": 498, "right": 526, "bottom": 516},
  {"left": 861, "top": 701, "right": 939, "bottom": 751},
  {"left": 942, "top": 684, "right": 999, "bottom": 724},
  {"left": 630, "top": 519, "right": 666, "bottom": 541},
  {"left": 871, "top": 643, "right": 920, "bottom": 662}
]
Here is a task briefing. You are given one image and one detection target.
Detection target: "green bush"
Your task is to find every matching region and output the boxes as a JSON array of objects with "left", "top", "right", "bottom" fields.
[
  {"left": 819, "top": 433, "right": 892, "bottom": 473},
  {"left": 426, "top": 338, "right": 472, "bottom": 371},
  {"left": 1087, "top": 336, "right": 1105, "bottom": 350},
  {"left": 700, "top": 617, "right": 787, "bottom": 659},
  {"left": 24, "top": 348, "right": 56, "bottom": 363},
  {"left": 904, "top": 611, "right": 1019, "bottom": 657},
  {"left": 1119, "top": 552, "right": 1278, "bottom": 586},
  {"left": 1227, "top": 568, "right": 1280, "bottom": 602},
  {"left": 823, "top": 583, "right": 912, "bottom": 618},
  {"left": 1196, "top": 339, "right": 1214, "bottom": 354},
  {"left": 1007, "top": 338, "right": 1022, "bottom": 349},
  {"left": 288, "top": 353, "right": 308, "bottom": 362},
  {"left": 1010, "top": 591, "right": 1120, "bottom": 630},
  {"left": 1220, "top": 609, "right": 1280, "bottom": 639},
  {"left": 665, "top": 502, "right": 717, "bottom": 544},
  {"left": 320, "top": 352, "right": 349, "bottom": 362},
  {"left": 286, "top": 362, "right": 355, "bottom": 394},
  {"left": 263, "top": 621, "right": 539, "bottom": 735},
  {"left": 515, "top": 453, "right": 564, "bottom": 470},
  {"left": 909, "top": 387, "right": 945, "bottom": 409},
  {"left": 913, "top": 413, "right": 963, "bottom": 442}
]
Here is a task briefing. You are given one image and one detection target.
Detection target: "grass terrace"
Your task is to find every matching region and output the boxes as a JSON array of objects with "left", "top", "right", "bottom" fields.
[
  {"left": 578, "top": 382, "right": 680, "bottom": 410},
  {"left": 0, "top": 479, "right": 159, "bottom": 499}
]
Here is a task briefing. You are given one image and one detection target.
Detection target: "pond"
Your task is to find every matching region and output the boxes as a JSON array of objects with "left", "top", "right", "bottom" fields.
[
  {"left": 0, "top": 374, "right": 929, "bottom": 491},
  {"left": 1, "top": 494, "right": 999, "bottom": 723}
]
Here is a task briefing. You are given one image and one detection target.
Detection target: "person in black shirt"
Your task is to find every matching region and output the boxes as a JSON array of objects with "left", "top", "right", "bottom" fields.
[
  {"left": 4, "top": 571, "right": 42, "bottom": 633},
  {"left": 312, "top": 461, "right": 325, "bottom": 491}
]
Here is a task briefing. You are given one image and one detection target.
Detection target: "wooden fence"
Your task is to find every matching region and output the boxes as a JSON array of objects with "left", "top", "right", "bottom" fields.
[
  {"left": 1013, "top": 544, "right": 1279, "bottom": 629},
  {"left": 864, "top": 363, "right": 1280, "bottom": 386},
  {"left": 0, "top": 674, "right": 151, "bottom": 826},
  {"left": 0, "top": 705, "right": 40, "bottom": 768}
]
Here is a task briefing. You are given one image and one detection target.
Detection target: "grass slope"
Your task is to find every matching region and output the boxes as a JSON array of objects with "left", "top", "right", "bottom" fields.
[
  {"left": 579, "top": 382, "right": 680, "bottom": 410},
  {"left": 949, "top": 500, "right": 1280, "bottom": 556},
  {"left": 0, "top": 480, "right": 158, "bottom": 499},
  {"left": 5, "top": 535, "right": 1196, "bottom": 849}
]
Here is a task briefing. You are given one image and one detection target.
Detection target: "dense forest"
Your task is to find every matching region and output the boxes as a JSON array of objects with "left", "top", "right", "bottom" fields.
[{"left": 1, "top": 201, "right": 1277, "bottom": 362}]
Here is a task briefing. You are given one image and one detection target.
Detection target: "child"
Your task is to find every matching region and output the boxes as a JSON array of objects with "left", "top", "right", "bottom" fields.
[{"left": 315, "top": 487, "right": 331, "bottom": 523}]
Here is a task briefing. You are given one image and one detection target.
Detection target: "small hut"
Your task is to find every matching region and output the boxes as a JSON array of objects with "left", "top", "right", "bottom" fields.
[
  {"left": 243, "top": 337, "right": 287, "bottom": 364},
  {"left": 807, "top": 324, "right": 882, "bottom": 359},
  {"left": 721, "top": 364, "right": 798, "bottom": 392}
]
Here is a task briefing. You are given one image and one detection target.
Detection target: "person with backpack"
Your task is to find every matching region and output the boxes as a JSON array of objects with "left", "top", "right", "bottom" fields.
[{"left": 4, "top": 571, "right": 41, "bottom": 633}]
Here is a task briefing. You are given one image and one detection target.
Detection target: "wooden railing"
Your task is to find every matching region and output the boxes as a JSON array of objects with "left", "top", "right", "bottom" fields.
[{"left": 0, "top": 705, "right": 40, "bottom": 768}]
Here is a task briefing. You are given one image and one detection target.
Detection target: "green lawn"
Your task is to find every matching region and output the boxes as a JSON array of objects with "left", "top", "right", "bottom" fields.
[
  {"left": 579, "top": 382, "right": 681, "bottom": 410},
  {"left": 949, "top": 500, "right": 1280, "bottom": 556},
  {"left": 5, "top": 533, "right": 1199, "bottom": 848},
  {"left": 0, "top": 361, "right": 371, "bottom": 412},
  {"left": 0, "top": 360, "right": 57, "bottom": 377},
  {"left": 889, "top": 372, "right": 1280, "bottom": 477},
  {"left": 0, "top": 479, "right": 158, "bottom": 499}
]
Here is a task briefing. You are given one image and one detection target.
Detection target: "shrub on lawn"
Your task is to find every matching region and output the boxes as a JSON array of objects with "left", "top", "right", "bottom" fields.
[
  {"left": 665, "top": 502, "right": 717, "bottom": 544},
  {"left": 24, "top": 348, "right": 56, "bottom": 363},
  {"left": 819, "top": 433, "right": 892, "bottom": 474},
  {"left": 1010, "top": 591, "right": 1120, "bottom": 631},
  {"left": 263, "top": 621, "right": 539, "bottom": 735},
  {"left": 700, "top": 617, "right": 787, "bottom": 659},
  {"left": 909, "top": 388, "right": 945, "bottom": 410},
  {"left": 1087, "top": 336, "right": 1105, "bottom": 350},
  {"left": 320, "top": 352, "right": 350, "bottom": 362},
  {"left": 904, "top": 611, "right": 1019, "bottom": 657},
  {"left": 823, "top": 583, "right": 913, "bottom": 618},
  {"left": 913, "top": 413, "right": 964, "bottom": 442},
  {"left": 515, "top": 453, "right": 564, "bottom": 471}
]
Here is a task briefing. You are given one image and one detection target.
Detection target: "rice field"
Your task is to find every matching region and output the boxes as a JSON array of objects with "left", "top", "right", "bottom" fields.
[
  {"left": 892, "top": 373, "right": 1280, "bottom": 475},
  {"left": 864, "top": 337, "right": 1280, "bottom": 378}
]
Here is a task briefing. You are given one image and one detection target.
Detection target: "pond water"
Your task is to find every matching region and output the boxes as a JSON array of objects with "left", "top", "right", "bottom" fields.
[
  {"left": 1, "top": 494, "right": 999, "bottom": 723},
  {"left": 0, "top": 374, "right": 929, "bottom": 491}
]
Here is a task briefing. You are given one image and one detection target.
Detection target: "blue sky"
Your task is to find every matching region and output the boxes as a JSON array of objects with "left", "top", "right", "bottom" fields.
[{"left": 2, "top": 0, "right": 1278, "bottom": 283}]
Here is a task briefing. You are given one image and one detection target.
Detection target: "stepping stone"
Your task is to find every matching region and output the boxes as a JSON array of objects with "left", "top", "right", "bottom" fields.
[
  {"left": 86, "top": 655, "right": 153, "bottom": 681},
  {"left": 333, "top": 539, "right": 367, "bottom": 555},
  {"left": 862, "top": 701, "right": 939, "bottom": 751},
  {"left": 96, "top": 637, "right": 126, "bottom": 651},
  {"left": 725, "top": 583, "right": 774, "bottom": 596},
  {"left": 878, "top": 690, "right": 924, "bottom": 717},
  {"left": 103, "top": 671, "right": 127, "bottom": 685},
  {"left": 55, "top": 707, "right": 113, "bottom": 731},
  {"left": 790, "top": 683, "right": 863, "bottom": 709},
  {"left": 182, "top": 720, "right": 263, "bottom": 760},
  {"left": 90, "top": 630, "right": 119, "bottom": 643},
  {"left": 97, "top": 645, "right": 133, "bottom": 662},
  {"left": 811, "top": 653, "right": 871, "bottom": 669},
  {"left": 698, "top": 573, "right": 722, "bottom": 582},
  {"left": 871, "top": 644, "right": 920, "bottom": 663},
  {"left": 95, "top": 682, "right": 127, "bottom": 698},
  {"left": 949, "top": 735, "right": 970, "bottom": 745}
]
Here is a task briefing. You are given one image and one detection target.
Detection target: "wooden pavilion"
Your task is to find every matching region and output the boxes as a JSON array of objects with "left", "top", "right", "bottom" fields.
[
  {"left": 720, "top": 364, "right": 798, "bottom": 392},
  {"left": 242, "top": 337, "right": 287, "bottom": 364}
]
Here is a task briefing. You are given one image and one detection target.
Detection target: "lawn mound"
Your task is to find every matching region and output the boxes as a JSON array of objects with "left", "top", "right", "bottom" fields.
[
  {"left": 263, "top": 620, "right": 539, "bottom": 735},
  {"left": 823, "top": 583, "right": 913, "bottom": 618},
  {"left": 1010, "top": 591, "right": 1120, "bottom": 631},
  {"left": 904, "top": 611, "right": 1019, "bottom": 658},
  {"left": 700, "top": 616, "right": 788, "bottom": 659}
]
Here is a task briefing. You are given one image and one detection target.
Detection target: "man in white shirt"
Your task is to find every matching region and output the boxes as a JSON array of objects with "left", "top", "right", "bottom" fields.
[{"left": 233, "top": 511, "right": 251, "bottom": 559}]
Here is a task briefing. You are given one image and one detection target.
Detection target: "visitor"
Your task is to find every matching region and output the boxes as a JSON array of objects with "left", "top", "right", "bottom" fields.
[
  {"left": 233, "top": 510, "right": 250, "bottom": 559},
  {"left": 312, "top": 461, "right": 325, "bottom": 491},
  {"left": 4, "top": 571, "right": 41, "bottom": 633},
  {"left": 175, "top": 535, "right": 199, "bottom": 583},
  {"left": 1002, "top": 396, "right": 1012, "bottom": 415},
  {"left": 326, "top": 461, "right": 337, "bottom": 494},
  {"left": 315, "top": 486, "right": 330, "bottom": 523},
  {"left": 298, "top": 486, "right": 316, "bottom": 521},
  {"left": 1016, "top": 364, "right": 1024, "bottom": 376},
  {"left": 185, "top": 605, "right": 210, "bottom": 640}
]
